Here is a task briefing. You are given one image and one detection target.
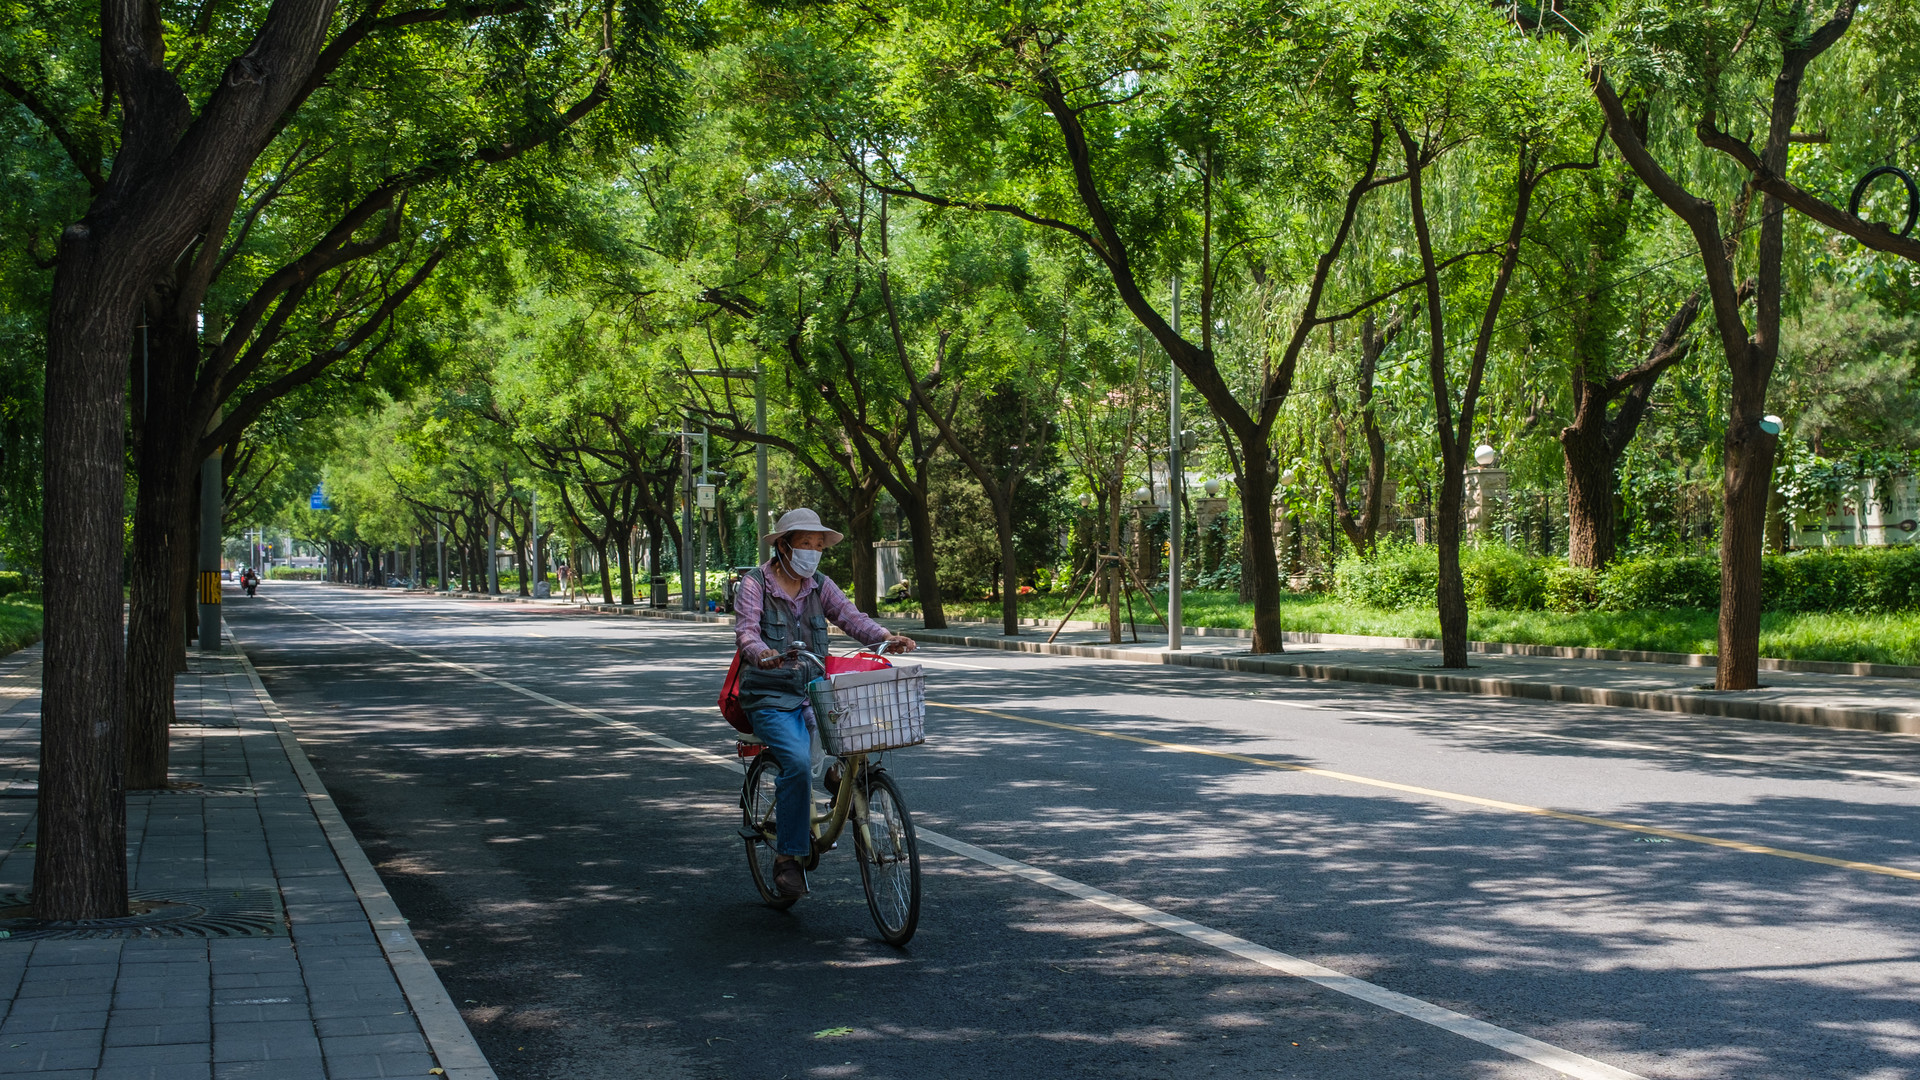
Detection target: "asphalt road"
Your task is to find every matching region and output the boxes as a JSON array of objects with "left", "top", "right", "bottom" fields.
[{"left": 227, "top": 583, "right": 1920, "bottom": 1080}]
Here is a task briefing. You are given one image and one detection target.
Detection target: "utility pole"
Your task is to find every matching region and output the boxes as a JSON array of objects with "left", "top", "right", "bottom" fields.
[
  {"left": 699, "top": 426, "right": 710, "bottom": 607},
  {"left": 487, "top": 510, "right": 499, "bottom": 594},
  {"left": 680, "top": 426, "right": 696, "bottom": 611},
  {"left": 1168, "top": 274, "right": 1184, "bottom": 652},
  {"left": 197, "top": 447, "right": 222, "bottom": 651},
  {"left": 756, "top": 359, "right": 770, "bottom": 563}
]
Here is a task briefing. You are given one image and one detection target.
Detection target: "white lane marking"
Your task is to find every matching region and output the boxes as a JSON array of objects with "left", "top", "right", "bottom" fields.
[
  {"left": 926, "top": 831, "right": 1643, "bottom": 1080},
  {"left": 266, "top": 595, "right": 1647, "bottom": 1080},
  {"left": 1336, "top": 710, "right": 1920, "bottom": 787}
]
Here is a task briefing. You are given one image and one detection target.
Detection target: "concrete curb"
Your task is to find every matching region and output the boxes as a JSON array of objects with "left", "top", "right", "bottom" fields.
[
  {"left": 867, "top": 614, "right": 1920, "bottom": 680},
  {"left": 904, "top": 629, "right": 1920, "bottom": 736},
  {"left": 347, "top": 584, "right": 1920, "bottom": 736},
  {"left": 229, "top": 634, "right": 499, "bottom": 1080}
]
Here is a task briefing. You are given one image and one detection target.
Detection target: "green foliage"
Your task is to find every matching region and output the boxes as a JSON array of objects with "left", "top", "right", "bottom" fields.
[
  {"left": 1334, "top": 543, "right": 1441, "bottom": 609},
  {"left": 1334, "top": 542, "right": 1547, "bottom": 611},
  {"left": 1761, "top": 547, "right": 1920, "bottom": 614},
  {"left": 1460, "top": 546, "right": 1547, "bottom": 611},
  {"left": 1337, "top": 544, "right": 1920, "bottom": 614},
  {"left": 1542, "top": 565, "right": 1601, "bottom": 613},
  {"left": 0, "top": 594, "right": 40, "bottom": 656},
  {"left": 0, "top": 570, "right": 25, "bottom": 597},
  {"left": 268, "top": 568, "right": 326, "bottom": 581},
  {"left": 1593, "top": 554, "right": 1722, "bottom": 611}
]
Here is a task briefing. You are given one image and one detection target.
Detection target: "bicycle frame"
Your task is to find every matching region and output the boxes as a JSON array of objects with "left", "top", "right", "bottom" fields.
[{"left": 745, "top": 748, "right": 879, "bottom": 859}]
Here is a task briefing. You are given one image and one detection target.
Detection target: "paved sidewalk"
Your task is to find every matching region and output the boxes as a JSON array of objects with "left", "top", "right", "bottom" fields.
[
  {"left": 0, "top": 641, "right": 492, "bottom": 1080},
  {"left": 425, "top": 586, "right": 1920, "bottom": 734}
]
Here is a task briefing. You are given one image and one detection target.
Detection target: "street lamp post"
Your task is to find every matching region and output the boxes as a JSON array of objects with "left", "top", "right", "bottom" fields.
[
  {"left": 756, "top": 360, "right": 770, "bottom": 563},
  {"left": 679, "top": 426, "right": 697, "bottom": 611},
  {"left": 687, "top": 366, "right": 767, "bottom": 561},
  {"left": 1168, "top": 273, "right": 1183, "bottom": 651}
]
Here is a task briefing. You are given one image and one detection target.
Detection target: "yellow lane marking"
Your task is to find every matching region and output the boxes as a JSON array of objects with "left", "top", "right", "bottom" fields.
[{"left": 931, "top": 701, "right": 1920, "bottom": 884}]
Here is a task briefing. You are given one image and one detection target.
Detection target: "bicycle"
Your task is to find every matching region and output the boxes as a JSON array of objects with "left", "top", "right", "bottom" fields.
[{"left": 736, "top": 643, "right": 924, "bottom": 946}]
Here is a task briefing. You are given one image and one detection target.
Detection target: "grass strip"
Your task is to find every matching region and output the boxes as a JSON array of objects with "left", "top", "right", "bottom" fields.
[{"left": 0, "top": 596, "right": 43, "bottom": 658}]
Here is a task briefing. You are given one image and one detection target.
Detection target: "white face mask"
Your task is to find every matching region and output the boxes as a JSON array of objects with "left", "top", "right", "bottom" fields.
[{"left": 785, "top": 547, "right": 823, "bottom": 576}]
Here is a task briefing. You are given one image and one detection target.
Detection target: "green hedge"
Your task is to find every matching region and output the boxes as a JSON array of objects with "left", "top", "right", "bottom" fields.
[
  {"left": 0, "top": 571, "right": 24, "bottom": 598},
  {"left": 1336, "top": 544, "right": 1920, "bottom": 614},
  {"left": 269, "top": 567, "right": 324, "bottom": 581},
  {"left": 1334, "top": 543, "right": 1547, "bottom": 611}
]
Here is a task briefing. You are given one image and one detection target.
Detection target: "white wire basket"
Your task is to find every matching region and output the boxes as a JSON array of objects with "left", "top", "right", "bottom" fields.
[{"left": 808, "top": 664, "right": 926, "bottom": 755}]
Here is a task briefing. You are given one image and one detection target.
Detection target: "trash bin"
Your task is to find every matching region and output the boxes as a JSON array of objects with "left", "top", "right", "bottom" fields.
[{"left": 650, "top": 575, "right": 668, "bottom": 608}]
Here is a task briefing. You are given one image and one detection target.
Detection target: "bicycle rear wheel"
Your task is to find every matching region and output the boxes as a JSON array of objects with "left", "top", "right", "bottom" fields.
[
  {"left": 853, "top": 768, "right": 920, "bottom": 945},
  {"left": 742, "top": 754, "right": 796, "bottom": 909}
]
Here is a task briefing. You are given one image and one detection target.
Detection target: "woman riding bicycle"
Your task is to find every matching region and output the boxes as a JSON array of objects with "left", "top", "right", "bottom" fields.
[{"left": 733, "top": 508, "right": 915, "bottom": 899}]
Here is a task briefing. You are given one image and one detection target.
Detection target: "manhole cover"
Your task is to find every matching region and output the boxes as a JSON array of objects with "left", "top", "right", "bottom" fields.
[
  {"left": 129, "top": 782, "right": 258, "bottom": 797},
  {"left": 0, "top": 888, "right": 283, "bottom": 940}
]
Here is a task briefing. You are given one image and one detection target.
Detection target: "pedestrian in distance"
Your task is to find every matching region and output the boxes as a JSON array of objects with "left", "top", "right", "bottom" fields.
[{"left": 732, "top": 508, "right": 915, "bottom": 898}]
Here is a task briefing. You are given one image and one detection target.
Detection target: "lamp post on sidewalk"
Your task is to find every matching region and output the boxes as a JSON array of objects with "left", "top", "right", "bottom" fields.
[
  {"left": 689, "top": 366, "right": 768, "bottom": 561},
  {"left": 1168, "top": 274, "right": 1184, "bottom": 651}
]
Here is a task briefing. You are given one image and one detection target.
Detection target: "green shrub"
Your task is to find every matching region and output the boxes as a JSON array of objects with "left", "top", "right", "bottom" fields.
[
  {"left": 0, "top": 571, "right": 23, "bottom": 598},
  {"left": 1543, "top": 565, "right": 1601, "bottom": 612},
  {"left": 1596, "top": 555, "right": 1720, "bottom": 610},
  {"left": 1336, "top": 543, "right": 1551, "bottom": 610},
  {"left": 269, "top": 567, "right": 324, "bottom": 581},
  {"left": 1461, "top": 545, "right": 1546, "bottom": 610},
  {"left": 1763, "top": 546, "right": 1920, "bottom": 613},
  {"left": 1334, "top": 543, "right": 1436, "bottom": 608}
]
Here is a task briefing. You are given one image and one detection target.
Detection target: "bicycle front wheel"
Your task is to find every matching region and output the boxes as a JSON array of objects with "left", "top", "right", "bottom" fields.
[
  {"left": 853, "top": 768, "right": 921, "bottom": 946},
  {"left": 742, "top": 754, "right": 796, "bottom": 910}
]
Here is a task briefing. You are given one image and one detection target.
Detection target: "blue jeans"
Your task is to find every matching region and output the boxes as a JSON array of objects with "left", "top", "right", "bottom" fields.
[{"left": 750, "top": 704, "right": 815, "bottom": 857}]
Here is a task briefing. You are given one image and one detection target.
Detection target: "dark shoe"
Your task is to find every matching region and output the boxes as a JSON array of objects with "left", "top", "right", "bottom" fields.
[
  {"left": 823, "top": 764, "right": 842, "bottom": 800},
  {"left": 774, "top": 856, "right": 808, "bottom": 897}
]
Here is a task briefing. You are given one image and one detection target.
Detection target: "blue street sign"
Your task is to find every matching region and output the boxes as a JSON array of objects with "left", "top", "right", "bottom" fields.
[{"left": 310, "top": 485, "right": 330, "bottom": 510}]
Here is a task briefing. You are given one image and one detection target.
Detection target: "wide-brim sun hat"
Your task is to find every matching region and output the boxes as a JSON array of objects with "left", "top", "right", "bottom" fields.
[{"left": 768, "top": 507, "right": 844, "bottom": 547}]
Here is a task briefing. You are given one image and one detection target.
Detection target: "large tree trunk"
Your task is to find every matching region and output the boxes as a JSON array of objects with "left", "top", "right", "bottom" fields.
[
  {"left": 996, "top": 497, "right": 1018, "bottom": 636},
  {"left": 36, "top": 243, "right": 133, "bottom": 920},
  {"left": 617, "top": 525, "right": 636, "bottom": 606},
  {"left": 125, "top": 437, "right": 193, "bottom": 789},
  {"left": 1560, "top": 393, "right": 1617, "bottom": 570},
  {"left": 1237, "top": 451, "right": 1286, "bottom": 654},
  {"left": 1434, "top": 451, "right": 1470, "bottom": 668},
  {"left": 595, "top": 540, "right": 615, "bottom": 603},
  {"left": 901, "top": 496, "right": 946, "bottom": 629},
  {"left": 847, "top": 484, "right": 879, "bottom": 616},
  {"left": 1719, "top": 421, "right": 1776, "bottom": 688}
]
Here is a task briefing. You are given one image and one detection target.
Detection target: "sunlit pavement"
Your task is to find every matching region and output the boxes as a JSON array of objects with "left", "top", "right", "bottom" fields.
[{"left": 229, "top": 582, "right": 1920, "bottom": 1080}]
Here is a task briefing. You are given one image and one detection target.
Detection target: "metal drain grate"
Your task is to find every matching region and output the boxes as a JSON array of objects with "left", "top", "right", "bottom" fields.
[
  {"left": 129, "top": 782, "right": 259, "bottom": 798},
  {"left": 0, "top": 889, "right": 284, "bottom": 940}
]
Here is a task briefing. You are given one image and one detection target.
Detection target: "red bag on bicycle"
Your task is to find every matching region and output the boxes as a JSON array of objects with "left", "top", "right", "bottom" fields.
[
  {"left": 718, "top": 652, "right": 754, "bottom": 734},
  {"left": 719, "top": 649, "right": 891, "bottom": 735},
  {"left": 825, "top": 653, "right": 892, "bottom": 676}
]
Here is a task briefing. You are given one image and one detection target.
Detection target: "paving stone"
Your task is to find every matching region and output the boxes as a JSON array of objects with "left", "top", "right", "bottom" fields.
[
  {"left": 212, "top": 1058, "right": 327, "bottom": 1079},
  {"left": 96, "top": 1063, "right": 214, "bottom": 1080},
  {"left": 321, "top": 1030, "right": 431, "bottom": 1057},
  {"left": 0, "top": 649, "right": 458, "bottom": 1080},
  {"left": 322, "top": 1050, "right": 439, "bottom": 1078},
  {"left": 99, "top": 1039, "right": 212, "bottom": 1064}
]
